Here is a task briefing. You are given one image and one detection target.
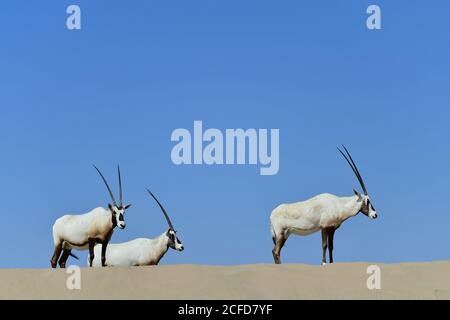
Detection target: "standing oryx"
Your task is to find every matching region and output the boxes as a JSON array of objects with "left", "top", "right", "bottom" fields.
[
  {"left": 89, "top": 189, "right": 183, "bottom": 267},
  {"left": 51, "top": 165, "right": 131, "bottom": 268},
  {"left": 270, "top": 145, "right": 378, "bottom": 265}
]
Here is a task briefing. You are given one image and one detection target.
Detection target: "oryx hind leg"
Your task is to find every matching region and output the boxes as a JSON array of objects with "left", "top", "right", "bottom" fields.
[
  {"left": 321, "top": 228, "right": 328, "bottom": 265},
  {"left": 101, "top": 241, "right": 108, "bottom": 267},
  {"left": 88, "top": 238, "right": 96, "bottom": 267},
  {"left": 51, "top": 243, "right": 63, "bottom": 268},
  {"left": 272, "top": 231, "right": 287, "bottom": 265},
  {"left": 58, "top": 249, "right": 72, "bottom": 268}
]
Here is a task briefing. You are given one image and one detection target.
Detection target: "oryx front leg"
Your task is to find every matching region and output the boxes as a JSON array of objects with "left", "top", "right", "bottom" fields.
[
  {"left": 321, "top": 228, "right": 328, "bottom": 265},
  {"left": 88, "top": 238, "right": 96, "bottom": 267},
  {"left": 272, "top": 233, "right": 287, "bottom": 265},
  {"left": 50, "top": 243, "right": 63, "bottom": 268},
  {"left": 327, "top": 227, "right": 336, "bottom": 264},
  {"left": 101, "top": 242, "right": 108, "bottom": 267}
]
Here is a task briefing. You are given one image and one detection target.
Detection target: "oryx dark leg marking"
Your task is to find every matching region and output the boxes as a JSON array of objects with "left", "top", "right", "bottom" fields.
[
  {"left": 327, "top": 227, "right": 336, "bottom": 264},
  {"left": 58, "top": 249, "right": 71, "bottom": 268},
  {"left": 100, "top": 229, "right": 114, "bottom": 267},
  {"left": 101, "top": 241, "right": 108, "bottom": 267},
  {"left": 272, "top": 231, "right": 287, "bottom": 264},
  {"left": 321, "top": 228, "right": 328, "bottom": 264},
  {"left": 51, "top": 243, "right": 63, "bottom": 268},
  {"left": 88, "top": 238, "right": 96, "bottom": 267}
]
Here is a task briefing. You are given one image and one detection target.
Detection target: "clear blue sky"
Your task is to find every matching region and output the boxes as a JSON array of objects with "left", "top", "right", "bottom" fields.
[{"left": 0, "top": 1, "right": 449, "bottom": 268}]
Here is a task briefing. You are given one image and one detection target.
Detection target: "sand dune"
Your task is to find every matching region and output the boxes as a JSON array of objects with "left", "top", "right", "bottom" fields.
[{"left": 1, "top": 262, "right": 449, "bottom": 300}]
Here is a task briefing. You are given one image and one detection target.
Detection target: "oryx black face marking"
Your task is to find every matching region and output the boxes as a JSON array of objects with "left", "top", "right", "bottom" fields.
[
  {"left": 111, "top": 213, "right": 117, "bottom": 228},
  {"left": 167, "top": 230, "right": 176, "bottom": 249},
  {"left": 166, "top": 230, "right": 184, "bottom": 251},
  {"left": 110, "top": 206, "right": 126, "bottom": 229},
  {"left": 357, "top": 195, "right": 377, "bottom": 219}
]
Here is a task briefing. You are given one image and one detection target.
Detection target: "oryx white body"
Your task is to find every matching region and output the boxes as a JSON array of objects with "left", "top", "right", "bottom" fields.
[
  {"left": 271, "top": 193, "right": 362, "bottom": 239},
  {"left": 90, "top": 231, "right": 183, "bottom": 267},
  {"left": 53, "top": 207, "right": 116, "bottom": 251}
]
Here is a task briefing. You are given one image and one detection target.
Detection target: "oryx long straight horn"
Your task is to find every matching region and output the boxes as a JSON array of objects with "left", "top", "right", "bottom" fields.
[
  {"left": 118, "top": 165, "right": 123, "bottom": 207},
  {"left": 94, "top": 165, "right": 117, "bottom": 206},
  {"left": 146, "top": 188, "right": 175, "bottom": 230},
  {"left": 337, "top": 145, "right": 368, "bottom": 195}
]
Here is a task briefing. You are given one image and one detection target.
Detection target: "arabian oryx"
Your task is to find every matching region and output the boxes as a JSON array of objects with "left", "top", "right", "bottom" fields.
[
  {"left": 89, "top": 189, "right": 183, "bottom": 267},
  {"left": 51, "top": 166, "right": 131, "bottom": 268},
  {"left": 270, "top": 145, "right": 377, "bottom": 265}
]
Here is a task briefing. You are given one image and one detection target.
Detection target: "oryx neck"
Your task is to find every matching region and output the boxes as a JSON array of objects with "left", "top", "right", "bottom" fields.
[
  {"left": 340, "top": 195, "right": 363, "bottom": 220},
  {"left": 154, "top": 232, "right": 171, "bottom": 256}
]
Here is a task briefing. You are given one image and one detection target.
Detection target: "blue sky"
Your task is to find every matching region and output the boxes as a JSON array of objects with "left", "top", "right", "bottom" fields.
[{"left": 0, "top": 1, "right": 449, "bottom": 268}]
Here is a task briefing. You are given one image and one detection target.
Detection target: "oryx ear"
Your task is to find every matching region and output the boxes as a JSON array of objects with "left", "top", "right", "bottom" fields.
[
  {"left": 353, "top": 189, "right": 362, "bottom": 201},
  {"left": 124, "top": 203, "right": 132, "bottom": 210},
  {"left": 108, "top": 203, "right": 114, "bottom": 211}
]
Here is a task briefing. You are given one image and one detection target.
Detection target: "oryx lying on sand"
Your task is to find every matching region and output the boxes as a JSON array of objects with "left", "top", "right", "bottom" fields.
[
  {"left": 270, "top": 145, "right": 377, "bottom": 265},
  {"left": 51, "top": 166, "right": 131, "bottom": 268},
  {"left": 89, "top": 189, "right": 183, "bottom": 267}
]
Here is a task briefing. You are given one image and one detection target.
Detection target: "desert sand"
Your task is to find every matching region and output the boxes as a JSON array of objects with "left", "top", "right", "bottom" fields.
[{"left": 0, "top": 262, "right": 449, "bottom": 300}]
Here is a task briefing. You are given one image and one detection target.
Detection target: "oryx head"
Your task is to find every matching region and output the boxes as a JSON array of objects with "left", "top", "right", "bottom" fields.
[
  {"left": 337, "top": 145, "right": 378, "bottom": 220},
  {"left": 146, "top": 189, "right": 184, "bottom": 252},
  {"left": 94, "top": 165, "right": 132, "bottom": 229}
]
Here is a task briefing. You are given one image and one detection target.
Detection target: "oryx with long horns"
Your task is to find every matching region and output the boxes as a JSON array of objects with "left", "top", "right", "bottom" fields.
[
  {"left": 89, "top": 189, "right": 183, "bottom": 267},
  {"left": 270, "top": 145, "right": 377, "bottom": 265},
  {"left": 50, "top": 165, "right": 131, "bottom": 268}
]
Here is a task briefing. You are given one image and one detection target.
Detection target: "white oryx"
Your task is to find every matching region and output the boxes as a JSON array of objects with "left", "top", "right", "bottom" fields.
[
  {"left": 89, "top": 189, "right": 183, "bottom": 267},
  {"left": 270, "top": 145, "right": 378, "bottom": 265},
  {"left": 51, "top": 165, "right": 131, "bottom": 268}
]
